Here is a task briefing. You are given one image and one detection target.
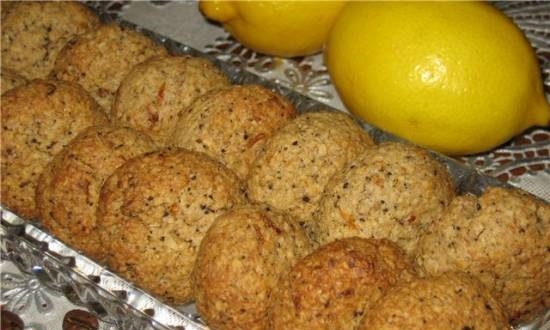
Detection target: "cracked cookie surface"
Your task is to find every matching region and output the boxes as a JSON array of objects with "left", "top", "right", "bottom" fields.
[{"left": 1, "top": 67, "right": 28, "bottom": 94}]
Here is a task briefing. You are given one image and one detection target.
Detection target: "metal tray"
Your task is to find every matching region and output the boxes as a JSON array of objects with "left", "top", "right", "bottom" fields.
[{"left": 1, "top": 5, "right": 549, "bottom": 330}]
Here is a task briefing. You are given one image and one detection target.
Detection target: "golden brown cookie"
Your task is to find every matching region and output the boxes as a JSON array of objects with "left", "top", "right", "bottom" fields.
[
  {"left": 247, "top": 111, "right": 374, "bottom": 235},
  {"left": 172, "top": 85, "right": 296, "bottom": 178},
  {"left": 1, "top": 1, "right": 99, "bottom": 79},
  {"left": 51, "top": 23, "right": 167, "bottom": 114},
  {"left": 193, "top": 204, "right": 313, "bottom": 330},
  {"left": 97, "top": 148, "right": 247, "bottom": 304},
  {"left": 1, "top": 80, "right": 108, "bottom": 219},
  {"left": 36, "top": 125, "right": 156, "bottom": 260},
  {"left": 112, "top": 55, "right": 229, "bottom": 146},
  {"left": 1, "top": 67, "right": 28, "bottom": 94},
  {"left": 267, "top": 237, "right": 416, "bottom": 330},
  {"left": 315, "top": 141, "right": 455, "bottom": 253},
  {"left": 415, "top": 187, "right": 550, "bottom": 323},
  {"left": 358, "top": 272, "right": 509, "bottom": 330}
]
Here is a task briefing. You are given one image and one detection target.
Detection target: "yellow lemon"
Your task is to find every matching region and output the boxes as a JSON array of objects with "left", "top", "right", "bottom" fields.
[
  {"left": 200, "top": 0, "right": 345, "bottom": 57},
  {"left": 326, "top": 2, "right": 550, "bottom": 155}
]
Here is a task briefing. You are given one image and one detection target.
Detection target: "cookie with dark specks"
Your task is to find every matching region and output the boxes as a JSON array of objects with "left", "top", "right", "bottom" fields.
[
  {"left": 97, "top": 148, "right": 247, "bottom": 304},
  {"left": 1, "top": 1, "right": 99, "bottom": 79},
  {"left": 113, "top": 55, "right": 229, "bottom": 146},
  {"left": 172, "top": 85, "right": 296, "bottom": 179},
  {"left": 1, "top": 80, "right": 108, "bottom": 219},
  {"left": 247, "top": 111, "right": 374, "bottom": 236},
  {"left": 1, "top": 68, "right": 28, "bottom": 94},
  {"left": 193, "top": 205, "right": 313, "bottom": 330},
  {"left": 267, "top": 237, "right": 416, "bottom": 330},
  {"left": 51, "top": 23, "right": 167, "bottom": 114},
  {"left": 315, "top": 141, "right": 455, "bottom": 253},
  {"left": 415, "top": 187, "right": 550, "bottom": 323},
  {"left": 36, "top": 125, "right": 156, "bottom": 260},
  {"left": 358, "top": 272, "right": 509, "bottom": 329}
]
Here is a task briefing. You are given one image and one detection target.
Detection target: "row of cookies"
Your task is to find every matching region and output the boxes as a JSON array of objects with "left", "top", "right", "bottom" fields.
[
  {"left": 13, "top": 106, "right": 531, "bottom": 330},
  {"left": 193, "top": 205, "right": 511, "bottom": 330},
  {"left": 189, "top": 109, "right": 548, "bottom": 328},
  {"left": 5, "top": 89, "right": 546, "bottom": 328},
  {"left": 1, "top": 1, "right": 232, "bottom": 218}
]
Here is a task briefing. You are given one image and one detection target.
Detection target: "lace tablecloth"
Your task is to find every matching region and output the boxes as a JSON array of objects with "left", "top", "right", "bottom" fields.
[{"left": 1, "top": 2, "right": 549, "bottom": 329}]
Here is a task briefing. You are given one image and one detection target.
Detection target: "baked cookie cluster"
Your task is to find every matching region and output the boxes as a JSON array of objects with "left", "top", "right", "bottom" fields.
[{"left": 1, "top": 2, "right": 548, "bottom": 329}]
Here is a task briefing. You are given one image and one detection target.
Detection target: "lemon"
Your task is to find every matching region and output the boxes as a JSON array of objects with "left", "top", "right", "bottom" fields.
[
  {"left": 326, "top": 2, "right": 550, "bottom": 155},
  {"left": 200, "top": 0, "right": 345, "bottom": 57}
]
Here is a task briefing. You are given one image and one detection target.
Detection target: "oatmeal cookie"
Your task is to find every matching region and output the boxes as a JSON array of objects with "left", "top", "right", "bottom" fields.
[
  {"left": 51, "top": 23, "right": 167, "bottom": 114},
  {"left": 2, "top": 1, "right": 99, "bottom": 79},
  {"left": 97, "top": 148, "right": 247, "bottom": 304},
  {"left": 36, "top": 125, "right": 156, "bottom": 260},
  {"left": 358, "top": 272, "right": 509, "bottom": 329},
  {"left": 247, "top": 110, "right": 374, "bottom": 235},
  {"left": 268, "top": 237, "right": 416, "bottom": 330},
  {"left": 315, "top": 141, "right": 455, "bottom": 253},
  {"left": 193, "top": 205, "right": 313, "bottom": 330},
  {"left": 1, "top": 80, "right": 108, "bottom": 219},
  {"left": 415, "top": 187, "right": 550, "bottom": 322},
  {"left": 113, "top": 55, "right": 229, "bottom": 146},
  {"left": 172, "top": 85, "right": 296, "bottom": 178}
]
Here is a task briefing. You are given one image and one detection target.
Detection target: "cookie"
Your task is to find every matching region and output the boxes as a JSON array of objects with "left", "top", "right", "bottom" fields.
[
  {"left": 97, "top": 148, "right": 247, "bottom": 303},
  {"left": 36, "top": 125, "right": 156, "bottom": 260},
  {"left": 113, "top": 55, "right": 229, "bottom": 146},
  {"left": 247, "top": 110, "right": 374, "bottom": 235},
  {"left": 358, "top": 272, "right": 509, "bottom": 329},
  {"left": 315, "top": 141, "right": 455, "bottom": 253},
  {"left": 193, "top": 204, "right": 313, "bottom": 330},
  {"left": 51, "top": 23, "right": 167, "bottom": 114},
  {"left": 415, "top": 187, "right": 550, "bottom": 322},
  {"left": 172, "top": 84, "right": 296, "bottom": 178},
  {"left": 268, "top": 237, "right": 416, "bottom": 330},
  {"left": 1, "top": 1, "right": 99, "bottom": 79},
  {"left": 1, "top": 80, "right": 108, "bottom": 219}
]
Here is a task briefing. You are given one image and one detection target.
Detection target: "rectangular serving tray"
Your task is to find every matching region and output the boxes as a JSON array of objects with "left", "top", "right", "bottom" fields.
[{"left": 1, "top": 7, "right": 549, "bottom": 330}]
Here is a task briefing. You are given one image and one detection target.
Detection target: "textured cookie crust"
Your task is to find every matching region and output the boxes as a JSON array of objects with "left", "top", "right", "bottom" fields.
[
  {"left": 415, "top": 187, "right": 550, "bottom": 322},
  {"left": 36, "top": 125, "right": 156, "bottom": 260},
  {"left": 1, "top": 80, "right": 108, "bottom": 219},
  {"left": 113, "top": 55, "right": 229, "bottom": 146},
  {"left": 193, "top": 205, "right": 313, "bottom": 330},
  {"left": 247, "top": 111, "right": 373, "bottom": 234},
  {"left": 172, "top": 85, "right": 296, "bottom": 179},
  {"left": 51, "top": 23, "right": 167, "bottom": 114},
  {"left": 315, "top": 141, "right": 455, "bottom": 253},
  {"left": 97, "top": 148, "right": 247, "bottom": 304},
  {"left": 358, "top": 272, "right": 509, "bottom": 329},
  {"left": 1, "top": 1, "right": 99, "bottom": 79},
  {"left": 268, "top": 237, "right": 416, "bottom": 330},
  {"left": 1, "top": 68, "right": 28, "bottom": 94}
]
